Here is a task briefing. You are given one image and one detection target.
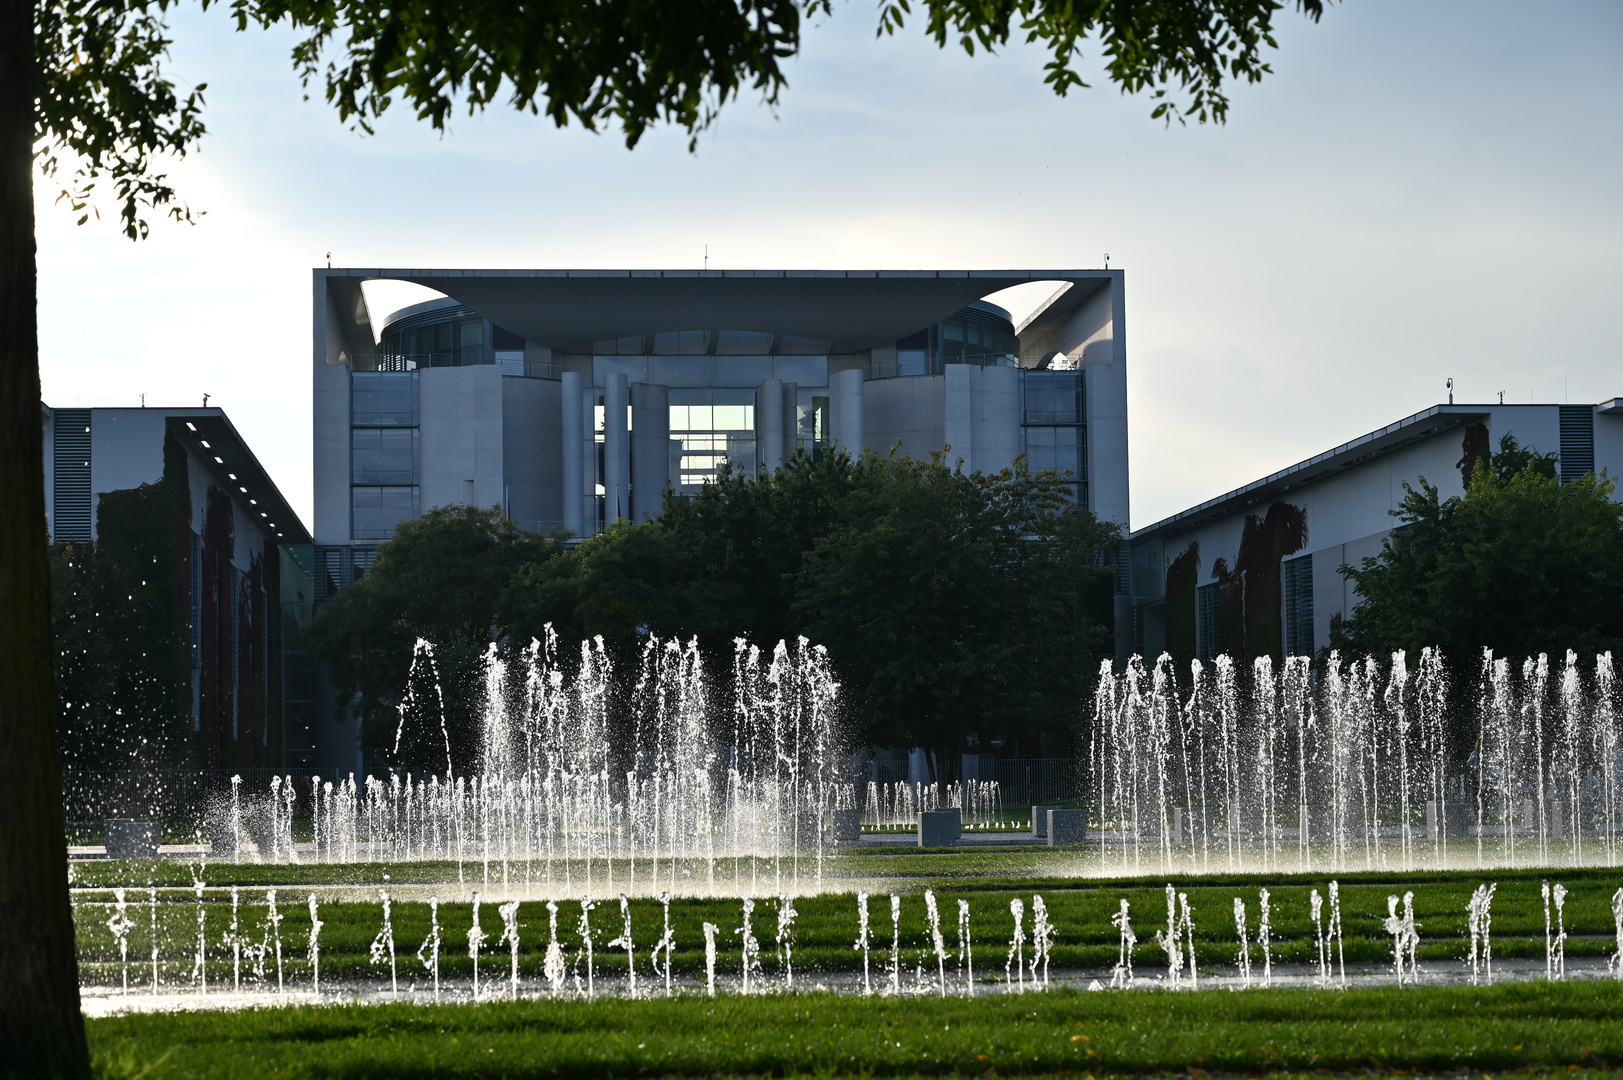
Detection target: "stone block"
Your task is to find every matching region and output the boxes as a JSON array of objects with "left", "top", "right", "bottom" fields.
[
  {"left": 105, "top": 820, "right": 160, "bottom": 859},
  {"left": 831, "top": 808, "right": 862, "bottom": 843},
  {"left": 1047, "top": 809, "right": 1087, "bottom": 846},
  {"left": 1031, "top": 805, "right": 1060, "bottom": 838},
  {"left": 919, "top": 808, "right": 962, "bottom": 848}
]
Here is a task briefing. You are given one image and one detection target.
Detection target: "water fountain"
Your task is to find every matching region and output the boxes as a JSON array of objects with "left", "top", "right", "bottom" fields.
[
  {"left": 369, "top": 889, "right": 396, "bottom": 1000},
  {"left": 418, "top": 897, "right": 442, "bottom": 1000},
  {"left": 1029, "top": 895, "right": 1053, "bottom": 990},
  {"left": 651, "top": 892, "right": 675, "bottom": 995},
  {"left": 575, "top": 898, "right": 597, "bottom": 998},
  {"left": 1467, "top": 883, "right": 1495, "bottom": 985},
  {"left": 1382, "top": 892, "right": 1418, "bottom": 985},
  {"left": 1257, "top": 888, "right": 1273, "bottom": 987},
  {"left": 738, "top": 898, "right": 760, "bottom": 995},
  {"left": 776, "top": 895, "right": 798, "bottom": 989},
  {"left": 1109, "top": 899, "right": 1135, "bottom": 988},
  {"left": 1544, "top": 882, "right": 1568, "bottom": 980},
  {"left": 607, "top": 895, "right": 635, "bottom": 997},
  {"left": 307, "top": 894, "right": 323, "bottom": 994},
  {"left": 922, "top": 890, "right": 946, "bottom": 996},
  {"left": 853, "top": 892, "right": 872, "bottom": 995},
  {"left": 467, "top": 891, "right": 486, "bottom": 998},
  {"left": 1006, "top": 898, "right": 1026, "bottom": 992},
  {"left": 956, "top": 899, "right": 973, "bottom": 996},
  {"left": 1232, "top": 897, "right": 1251, "bottom": 988},
  {"left": 106, "top": 889, "right": 133, "bottom": 995},
  {"left": 543, "top": 901, "right": 566, "bottom": 996},
  {"left": 1155, "top": 884, "right": 1184, "bottom": 986},
  {"left": 497, "top": 900, "right": 522, "bottom": 999},
  {"left": 1610, "top": 888, "right": 1623, "bottom": 980},
  {"left": 702, "top": 921, "right": 718, "bottom": 997},
  {"left": 887, "top": 895, "right": 901, "bottom": 997}
]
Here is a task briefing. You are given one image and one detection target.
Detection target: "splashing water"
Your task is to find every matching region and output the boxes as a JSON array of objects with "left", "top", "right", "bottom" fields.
[
  {"left": 106, "top": 889, "right": 134, "bottom": 996},
  {"left": 1006, "top": 898, "right": 1027, "bottom": 992},
  {"left": 417, "top": 897, "right": 442, "bottom": 1001},
  {"left": 1155, "top": 884, "right": 1184, "bottom": 987},
  {"left": 1546, "top": 882, "right": 1568, "bottom": 981},
  {"left": 223, "top": 887, "right": 242, "bottom": 992},
  {"left": 1029, "top": 895, "right": 1053, "bottom": 991},
  {"left": 468, "top": 892, "right": 486, "bottom": 999},
  {"left": 1110, "top": 899, "right": 1135, "bottom": 988},
  {"left": 191, "top": 873, "right": 207, "bottom": 996},
  {"left": 1233, "top": 897, "right": 1252, "bottom": 989},
  {"left": 957, "top": 899, "right": 974, "bottom": 996},
  {"left": 1257, "top": 888, "right": 1273, "bottom": 987},
  {"left": 738, "top": 898, "right": 761, "bottom": 995},
  {"left": 1382, "top": 891, "right": 1419, "bottom": 985},
  {"left": 1467, "top": 883, "right": 1495, "bottom": 985},
  {"left": 149, "top": 887, "right": 159, "bottom": 994},
  {"left": 307, "top": 894, "right": 323, "bottom": 994},
  {"left": 264, "top": 890, "right": 284, "bottom": 996},
  {"left": 1310, "top": 889, "right": 1327, "bottom": 987},
  {"left": 607, "top": 895, "right": 636, "bottom": 998},
  {"left": 776, "top": 895, "right": 798, "bottom": 989},
  {"left": 1609, "top": 888, "right": 1623, "bottom": 981},
  {"left": 923, "top": 890, "right": 947, "bottom": 996},
  {"left": 497, "top": 900, "right": 522, "bottom": 999},
  {"left": 575, "top": 898, "right": 597, "bottom": 999},
  {"left": 1328, "top": 881, "right": 1346, "bottom": 987},
  {"left": 544, "top": 901, "right": 566, "bottom": 997},
  {"left": 651, "top": 892, "right": 675, "bottom": 996},
  {"left": 703, "top": 921, "right": 718, "bottom": 997},
  {"left": 853, "top": 892, "right": 872, "bottom": 996},
  {"left": 888, "top": 895, "right": 902, "bottom": 997},
  {"left": 1179, "top": 892, "right": 1197, "bottom": 989},
  {"left": 370, "top": 889, "right": 396, "bottom": 1000}
]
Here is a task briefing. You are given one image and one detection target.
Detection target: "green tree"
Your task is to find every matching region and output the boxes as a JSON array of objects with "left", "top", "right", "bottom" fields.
[
  {"left": 303, "top": 506, "right": 562, "bottom": 773},
  {"left": 1332, "top": 463, "right": 1623, "bottom": 673},
  {"left": 796, "top": 452, "right": 1118, "bottom": 775},
  {"left": 9, "top": 2, "right": 1326, "bottom": 1071}
]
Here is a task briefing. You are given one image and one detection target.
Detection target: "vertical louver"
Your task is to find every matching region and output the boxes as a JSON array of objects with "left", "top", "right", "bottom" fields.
[
  {"left": 52, "top": 409, "right": 91, "bottom": 543},
  {"left": 1559, "top": 405, "right": 1594, "bottom": 481}
]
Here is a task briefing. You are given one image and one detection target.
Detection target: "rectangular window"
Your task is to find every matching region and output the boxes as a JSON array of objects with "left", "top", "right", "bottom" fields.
[
  {"left": 1196, "top": 583, "right": 1221, "bottom": 662},
  {"left": 352, "top": 486, "right": 419, "bottom": 540},
  {"left": 1023, "top": 371, "right": 1084, "bottom": 424},
  {"left": 351, "top": 371, "right": 419, "bottom": 426},
  {"left": 352, "top": 428, "right": 418, "bottom": 484},
  {"left": 1282, "top": 553, "right": 1314, "bottom": 658}
]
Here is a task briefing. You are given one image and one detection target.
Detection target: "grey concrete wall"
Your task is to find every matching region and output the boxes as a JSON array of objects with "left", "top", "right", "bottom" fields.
[
  {"left": 502, "top": 375, "right": 563, "bottom": 532},
  {"left": 943, "top": 364, "right": 977, "bottom": 469},
  {"left": 631, "top": 381, "right": 670, "bottom": 520},
  {"left": 865, "top": 375, "right": 945, "bottom": 460},
  {"left": 603, "top": 372, "right": 629, "bottom": 521},
  {"left": 756, "top": 378, "right": 784, "bottom": 472},
  {"left": 560, "top": 371, "right": 584, "bottom": 536},
  {"left": 830, "top": 368, "right": 865, "bottom": 454},
  {"left": 1598, "top": 409, "right": 1623, "bottom": 475},
  {"left": 420, "top": 365, "right": 506, "bottom": 513},
  {"left": 313, "top": 275, "right": 355, "bottom": 545},
  {"left": 975, "top": 366, "right": 1020, "bottom": 474}
]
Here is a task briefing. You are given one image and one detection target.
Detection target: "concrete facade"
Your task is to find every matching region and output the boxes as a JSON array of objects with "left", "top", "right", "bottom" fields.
[{"left": 1129, "top": 400, "right": 1623, "bottom": 662}]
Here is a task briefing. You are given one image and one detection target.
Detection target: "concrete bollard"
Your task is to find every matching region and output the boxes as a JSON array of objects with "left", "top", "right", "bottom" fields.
[
  {"left": 919, "top": 808, "right": 962, "bottom": 848},
  {"left": 104, "top": 820, "right": 160, "bottom": 859},
  {"left": 1046, "top": 809, "right": 1087, "bottom": 846},
  {"left": 1031, "top": 805, "right": 1060, "bottom": 838}
]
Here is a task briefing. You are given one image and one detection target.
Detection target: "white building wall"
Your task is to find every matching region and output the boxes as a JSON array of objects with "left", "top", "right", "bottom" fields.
[
  {"left": 419, "top": 366, "right": 506, "bottom": 512},
  {"left": 502, "top": 375, "right": 563, "bottom": 532},
  {"left": 864, "top": 375, "right": 946, "bottom": 460}
]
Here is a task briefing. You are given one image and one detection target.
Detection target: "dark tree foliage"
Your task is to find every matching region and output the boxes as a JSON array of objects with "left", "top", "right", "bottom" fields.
[
  {"left": 503, "top": 449, "right": 1120, "bottom": 766},
  {"left": 302, "top": 506, "right": 564, "bottom": 772},
  {"left": 1332, "top": 462, "right": 1623, "bottom": 675}
]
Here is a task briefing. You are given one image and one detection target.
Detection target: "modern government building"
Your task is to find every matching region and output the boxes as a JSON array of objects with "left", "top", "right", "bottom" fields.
[{"left": 311, "top": 267, "right": 1133, "bottom": 627}]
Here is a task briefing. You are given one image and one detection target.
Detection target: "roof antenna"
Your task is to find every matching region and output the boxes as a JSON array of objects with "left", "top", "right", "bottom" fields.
[
  {"left": 1446, "top": 378, "right": 1453, "bottom": 405},
  {"left": 704, "top": 244, "right": 708, "bottom": 271},
  {"left": 1104, "top": 253, "right": 1110, "bottom": 269},
  {"left": 326, "top": 251, "right": 332, "bottom": 268},
  {"left": 139, "top": 393, "right": 145, "bottom": 408},
  {"left": 202, "top": 393, "right": 211, "bottom": 407},
  {"left": 1498, "top": 390, "right": 1505, "bottom": 404}
]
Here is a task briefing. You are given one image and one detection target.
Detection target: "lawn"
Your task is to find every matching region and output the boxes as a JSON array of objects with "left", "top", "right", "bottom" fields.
[{"left": 87, "top": 981, "right": 1623, "bottom": 1079}]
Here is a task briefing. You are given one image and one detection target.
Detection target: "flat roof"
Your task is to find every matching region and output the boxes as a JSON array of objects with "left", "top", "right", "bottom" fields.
[
  {"left": 1130, "top": 404, "right": 1492, "bottom": 544},
  {"left": 319, "top": 268, "right": 1118, "bottom": 357}
]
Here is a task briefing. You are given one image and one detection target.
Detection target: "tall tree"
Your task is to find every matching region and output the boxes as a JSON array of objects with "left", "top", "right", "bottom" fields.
[{"left": 8, "top": 2, "right": 1326, "bottom": 1072}]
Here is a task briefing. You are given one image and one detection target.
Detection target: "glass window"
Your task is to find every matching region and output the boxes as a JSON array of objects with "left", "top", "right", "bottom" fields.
[
  {"left": 773, "top": 355, "right": 828, "bottom": 387},
  {"left": 712, "top": 356, "right": 774, "bottom": 387},
  {"left": 1023, "top": 371, "right": 1083, "bottom": 424},
  {"left": 649, "top": 355, "right": 713, "bottom": 387},
  {"left": 351, "top": 372, "right": 418, "bottom": 426},
  {"left": 897, "top": 350, "right": 928, "bottom": 377},
  {"left": 352, "top": 486, "right": 418, "bottom": 540},
  {"left": 352, "top": 428, "right": 418, "bottom": 484}
]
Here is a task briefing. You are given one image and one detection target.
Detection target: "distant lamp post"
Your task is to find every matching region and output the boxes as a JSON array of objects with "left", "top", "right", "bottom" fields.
[{"left": 1446, "top": 378, "right": 1453, "bottom": 405}]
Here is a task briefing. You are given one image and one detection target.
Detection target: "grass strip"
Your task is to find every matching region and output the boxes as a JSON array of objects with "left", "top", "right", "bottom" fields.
[{"left": 88, "top": 980, "right": 1623, "bottom": 1079}]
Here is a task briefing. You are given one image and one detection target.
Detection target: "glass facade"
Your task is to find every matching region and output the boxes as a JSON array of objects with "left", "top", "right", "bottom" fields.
[
  {"left": 351, "top": 371, "right": 420, "bottom": 540},
  {"left": 670, "top": 398, "right": 756, "bottom": 488},
  {"left": 1021, "top": 370, "right": 1086, "bottom": 503}
]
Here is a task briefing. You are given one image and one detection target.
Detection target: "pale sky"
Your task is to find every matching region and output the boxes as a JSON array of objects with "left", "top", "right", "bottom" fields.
[{"left": 37, "top": 1, "right": 1623, "bottom": 532}]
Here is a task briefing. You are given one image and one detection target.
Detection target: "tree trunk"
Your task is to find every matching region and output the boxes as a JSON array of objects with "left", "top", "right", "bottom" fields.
[{"left": 0, "top": 0, "right": 90, "bottom": 1073}]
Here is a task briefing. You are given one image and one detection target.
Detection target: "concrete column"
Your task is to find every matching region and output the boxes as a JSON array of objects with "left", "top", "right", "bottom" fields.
[
  {"left": 974, "top": 365, "right": 1021, "bottom": 475},
  {"left": 603, "top": 372, "right": 629, "bottom": 523},
  {"left": 782, "top": 381, "right": 799, "bottom": 459},
  {"left": 943, "top": 364, "right": 979, "bottom": 469},
  {"left": 630, "top": 382, "right": 670, "bottom": 521},
  {"left": 830, "top": 367, "right": 865, "bottom": 455},
  {"left": 756, "top": 378, "right": 784, "bottom": 474},
  {"left": 561, "top": 370, "right": 584, "bottom": 537}
]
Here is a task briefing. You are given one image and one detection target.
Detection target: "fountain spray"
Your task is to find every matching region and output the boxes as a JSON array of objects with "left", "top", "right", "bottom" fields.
[
  {"left": 1110, "top": 898, "right": 1135, "bottom": 988},
  {"left": 776, "top": 895, "right": 798, "bottom": 989},
  {"left": 266, "top": 890, "right": 284, "bottom": 995},
  {"left": 417, "top": 897, "right": 442, "bottom": 1001},
  {"left": 1609, "top": 888, "right": 1623, "bottom": 980},
  {"left": 1155, "top": 884, "right": 1183, "bottom": 987},
  {"left": 957, "top": 898, "right": 973, "bottom": 996},
  {"left": 468, "top": 891, "right": 486, "bottom": 999},
  {"left": 191, "top": 871, "right": 207, "bottom": 996},
  {"left": 107, "top": 889, "right": 134, "bottom": 996},
  {"left": 652, "top": 892, "right": 675, "bottom": 996},
  {"left": 225, "top": 886, "right": 242, "bottom": 992},
  {"left": 576, "top": 897, "right": 597, "bottom": 998},
  {"left": 544, "top": 901, "right": 566, "bottom": 996},
  {"left": 703, "top": 921, "right": 718, "bottom": 996},
  {"left": 307, "top": 893, "right": 323, "bottom": 994},
  {"left": 739, "top": 897, "right": 761, "bottom": 995},
  {"left": 1551, "top": 883, "right": 1568, "bottom": 981},
  {"left": 1328, "top": 881, "right": 1346, "bottom": 986},
  {"left": 1233, "top": 897, "right": 1251, "bottom": 989},
  {"left": 1258, "top": 889, "right": 1272, "bottom": 987},
  {"left": 369, "top": 888, "right": 396, "bottom": 1000},
  {"left": 1179, "top": 893, "right": 1197, "bottom": 988},
  {"left": 607, "top": 895, "right": 636, "bottom": 998},
  {"left": 1467, "top": 883, "right": 1495, "bottom": 984},
  {"left": 888, "top": 894, "right": 901, "bottom": 997},
  {"left": 1006, "top": 897, "right": 1026, "bottom": 992},
  {"left": 497, "top": 900, "right": 522, "bottom": 999},
  {"left": 1310, "top": 889, "right": 1326, "bottom": 986},
  {"left": 149, "top": 885, "right": 159, "bottom": 994},
  {"left": 1030, "top": 895, "right": 1053, "bottom": 990},
  {"left": 853, "top": 892, "right": 872, "bottom": 995}
]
